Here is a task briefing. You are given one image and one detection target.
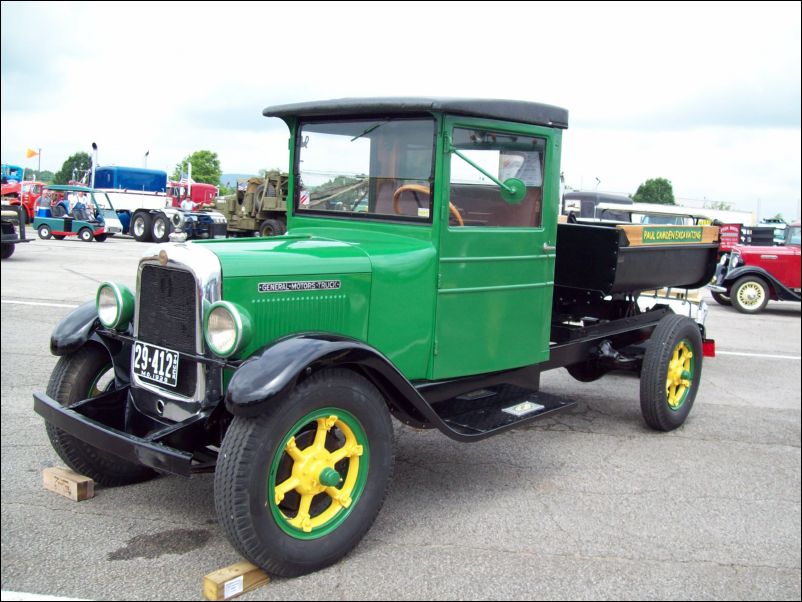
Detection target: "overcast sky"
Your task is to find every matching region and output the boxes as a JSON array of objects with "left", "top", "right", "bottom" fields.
[{"left": 2, "top": 1, "right": 800, "bottom": 219}]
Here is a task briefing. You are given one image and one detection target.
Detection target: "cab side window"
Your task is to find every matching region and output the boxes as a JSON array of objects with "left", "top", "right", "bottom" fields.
[{"left": 449, "top": 128, "right": 545, "bottom": 228}]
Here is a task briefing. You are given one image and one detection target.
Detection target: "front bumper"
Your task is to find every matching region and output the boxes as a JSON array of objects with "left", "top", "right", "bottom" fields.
[
  {"left": 708, "top": 284, "right": 727, "bottom": 293},
  {"left": 33, "top": 386, "right": 213, "bottom": 476}
]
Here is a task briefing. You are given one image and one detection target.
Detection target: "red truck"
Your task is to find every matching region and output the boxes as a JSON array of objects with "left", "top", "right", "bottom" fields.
[
  {"left": 166, "top": 181, "right": 217, "bottom": 209},
  {"left": 710, "top": 221, "right": 801, "bottom": 313},
  {"left": 0, "top": 180, "right": 47, "bottom": 223}
]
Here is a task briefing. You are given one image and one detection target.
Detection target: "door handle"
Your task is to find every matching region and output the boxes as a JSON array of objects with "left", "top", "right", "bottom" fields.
[{"left": 543, "top": 242, "right": 556, "bottom": 253}]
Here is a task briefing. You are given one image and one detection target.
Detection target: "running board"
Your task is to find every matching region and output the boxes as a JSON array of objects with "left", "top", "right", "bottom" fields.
[{"left": 432, "top": 389, "right": 575, "bottom": 437}]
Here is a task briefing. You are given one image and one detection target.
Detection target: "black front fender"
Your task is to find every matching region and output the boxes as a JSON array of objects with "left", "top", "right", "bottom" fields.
[
  {"left": 225, "top": 333, "right": 438, "bottom": 428},
  {"left": 50, "top": 301, "right": 101, "bottom": 356}
]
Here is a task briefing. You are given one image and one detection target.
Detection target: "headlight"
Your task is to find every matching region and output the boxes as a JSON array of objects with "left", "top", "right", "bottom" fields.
[
  {"left": 729, "top": 251, "right": 742, "bottom": 269},
  {"left": 204, "top": 301, "right": 252, "bottom": 358},
  {"left": 96, "top": 282, "right": 135, "bottom": 330}
]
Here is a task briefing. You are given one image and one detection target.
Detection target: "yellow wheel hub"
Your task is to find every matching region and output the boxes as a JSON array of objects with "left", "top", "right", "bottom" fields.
[
  {"left": 273, "top": 415, "right": 363, "bottom": 533},
  {"left": 666, "top": 341, "right": 694, "bottom": 409}
]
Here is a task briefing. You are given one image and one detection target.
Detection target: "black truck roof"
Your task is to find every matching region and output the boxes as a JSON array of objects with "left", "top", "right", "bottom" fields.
[{"left": 264, "top": 97, "right": 569, "bottom": 129}]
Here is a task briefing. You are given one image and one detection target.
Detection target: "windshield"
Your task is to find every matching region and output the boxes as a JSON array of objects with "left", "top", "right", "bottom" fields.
[
  {"left": 297, "top": 118, "right": 435, "bottom": 221},
  {"left": 637, "top": 214, "right": 691, "bottom": 225},
  {"left": 787, "top": 225, "right": 801, "bottom": 246},
  {"left": 92, "top": 191, "right": 114, "bottom": 210}
]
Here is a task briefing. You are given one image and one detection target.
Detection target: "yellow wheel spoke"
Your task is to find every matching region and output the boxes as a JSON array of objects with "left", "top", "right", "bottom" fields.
[
  {"left": 330, "top": 443, "right": 364, "bottom": 464},
  {"left": 326, "top": 486, "right": 352, "bottom": 508},
  {"left": 274, "top": 476, "right": 300, "bottom": 505},
  {"left": 285, "top": 437, "right": 304, "bottom": 461},
  {"left": 292, "top": 493, "right": 314, "bottom": 532},
  {"left": 313, "top": 415, "right": 338, "bottom": 449}
]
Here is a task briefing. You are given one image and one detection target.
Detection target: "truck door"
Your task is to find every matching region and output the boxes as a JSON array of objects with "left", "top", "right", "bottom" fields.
[{"left": 432, "top": 120, "right": 561, "bottom": 379}]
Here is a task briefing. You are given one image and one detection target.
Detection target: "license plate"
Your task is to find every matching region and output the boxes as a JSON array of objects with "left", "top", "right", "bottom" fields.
[{"left": 132, "top": 341, "right": 179, "bottom": 388}]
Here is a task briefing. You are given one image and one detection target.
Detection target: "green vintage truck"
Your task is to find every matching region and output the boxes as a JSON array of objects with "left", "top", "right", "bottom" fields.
[{"left": 34, "top": 98, "right": 719, "bottom": 577}]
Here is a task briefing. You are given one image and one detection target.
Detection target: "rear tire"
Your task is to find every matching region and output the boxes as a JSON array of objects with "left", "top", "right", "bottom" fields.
[
  {"left": 132, "top": 212, "right": 152, "bottom": 242},
  {"left": 45, "top": 344, "right": 157, "bottom": 486},
  {"left": 259, "top": 218, "right": 285, "bottom": 237},
  {"left": 151, "top": 213, "right": 171, "bottom": 243},
  {"left": 566, "top": 362, "right": 607, "bottom": 382},
  {"left": 38, "top": 224, "right": 52, "bottom": 239},
  {"left": 640, "top": 315, "right": 702, "bottom": 431},
  {"left": 1, "top": 243, "right": 14, "bottom": 259},
  {"left": 215, "top": 368, "right": 394, "bottom": 577}
]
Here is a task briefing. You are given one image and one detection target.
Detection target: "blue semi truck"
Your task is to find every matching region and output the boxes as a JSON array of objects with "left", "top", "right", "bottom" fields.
[{"left": 92, "top": 166, "right": 227, "bottom": 242}]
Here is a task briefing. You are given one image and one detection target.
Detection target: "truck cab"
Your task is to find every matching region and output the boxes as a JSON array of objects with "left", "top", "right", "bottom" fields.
[
  {"left": 166, "top": 181, "right": 218, "bottom": 209},
  {"left": 273, "top": 99, "right": 563, "bottom": 379},
  {"left": 35, "top": 98, "right": 719, "bottom": 578}
]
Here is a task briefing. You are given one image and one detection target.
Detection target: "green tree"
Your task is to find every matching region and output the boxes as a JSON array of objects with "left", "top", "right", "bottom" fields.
[
  {"left": 27, "top": 169, "right": 55, "bottom": 183},
  {"left": 703, "top": 200, "right": 733, "bottom": 211},
  {"left": 633, "top": 177, "right": 675, "bottom": 205},
  {"left": 172, "top": 150, "right": 222, "bottom": 185},
  {"left": 53, "top": 152, "right": 92, "bottom": 185}
]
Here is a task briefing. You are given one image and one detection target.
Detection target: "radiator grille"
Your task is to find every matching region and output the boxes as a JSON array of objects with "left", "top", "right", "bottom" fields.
[
  {"left": 137, "top": 264, "right": 198, "bottom": 396},
  {"left": 138, "top": 265, "right": 196, "bottom": 351}
]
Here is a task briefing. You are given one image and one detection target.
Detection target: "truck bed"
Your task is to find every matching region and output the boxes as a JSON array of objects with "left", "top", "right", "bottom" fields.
[{"left": 554, "top": 222, "right": 720, "bottom": 296}]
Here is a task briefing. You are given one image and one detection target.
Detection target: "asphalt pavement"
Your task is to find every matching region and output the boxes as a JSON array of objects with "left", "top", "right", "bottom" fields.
[{"left": 1, "top": 236, "right": 799, "bottom": 600}]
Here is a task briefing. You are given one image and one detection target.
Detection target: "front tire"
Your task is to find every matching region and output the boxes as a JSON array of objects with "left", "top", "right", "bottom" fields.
[
  {"left": 640, "top": 314, "right": 702, "bottom": 431},
  {"left": 215, "top": 368, "right": 394, "bottom": 577},
  {"left": 78, "top": 227, "right": 94, "bottom": 242},
  {"left": 45, "top": 344, "right": 157, "bottom": 486},
  {"left": 711, "top": 291, "right": 731, "bottom": 306},
  {"left": 1, "top": 243, "right": 14, "bottom": 259},
  {"left": 731, "top": 276, "right": 769, "bottom": 314}
]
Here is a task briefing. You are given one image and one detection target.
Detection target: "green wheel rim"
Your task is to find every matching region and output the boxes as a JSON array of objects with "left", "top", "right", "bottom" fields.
[
  {"left": 88, "top": 364, "right": 114, "bottom": 397},
  {"left": 666, "top": 340, "right": 695, "bottom": 411},
  {"left": 268, "top": 407, "right": 370, "bottom": 540}
]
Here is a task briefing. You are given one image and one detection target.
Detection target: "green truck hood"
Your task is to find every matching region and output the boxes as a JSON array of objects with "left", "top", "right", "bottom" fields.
[{"left": 200, "top": 235, "right": 372, "bottom": 278}]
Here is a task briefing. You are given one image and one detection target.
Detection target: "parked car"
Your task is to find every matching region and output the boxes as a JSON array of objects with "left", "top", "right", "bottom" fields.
[
  {"left": 709, "top": 221, "right": 801, "bottom": 313},
  {"left": 1, "top": 204, "right": 29, "bottom": 259},
  {"left": 33, "top": 185, "right": 123, "bottom": 242}
]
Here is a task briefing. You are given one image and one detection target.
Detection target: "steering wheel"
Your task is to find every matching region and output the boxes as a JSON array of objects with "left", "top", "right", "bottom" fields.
[{"left": 392, "top": 184, "right": 464, "bottom": 226}]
